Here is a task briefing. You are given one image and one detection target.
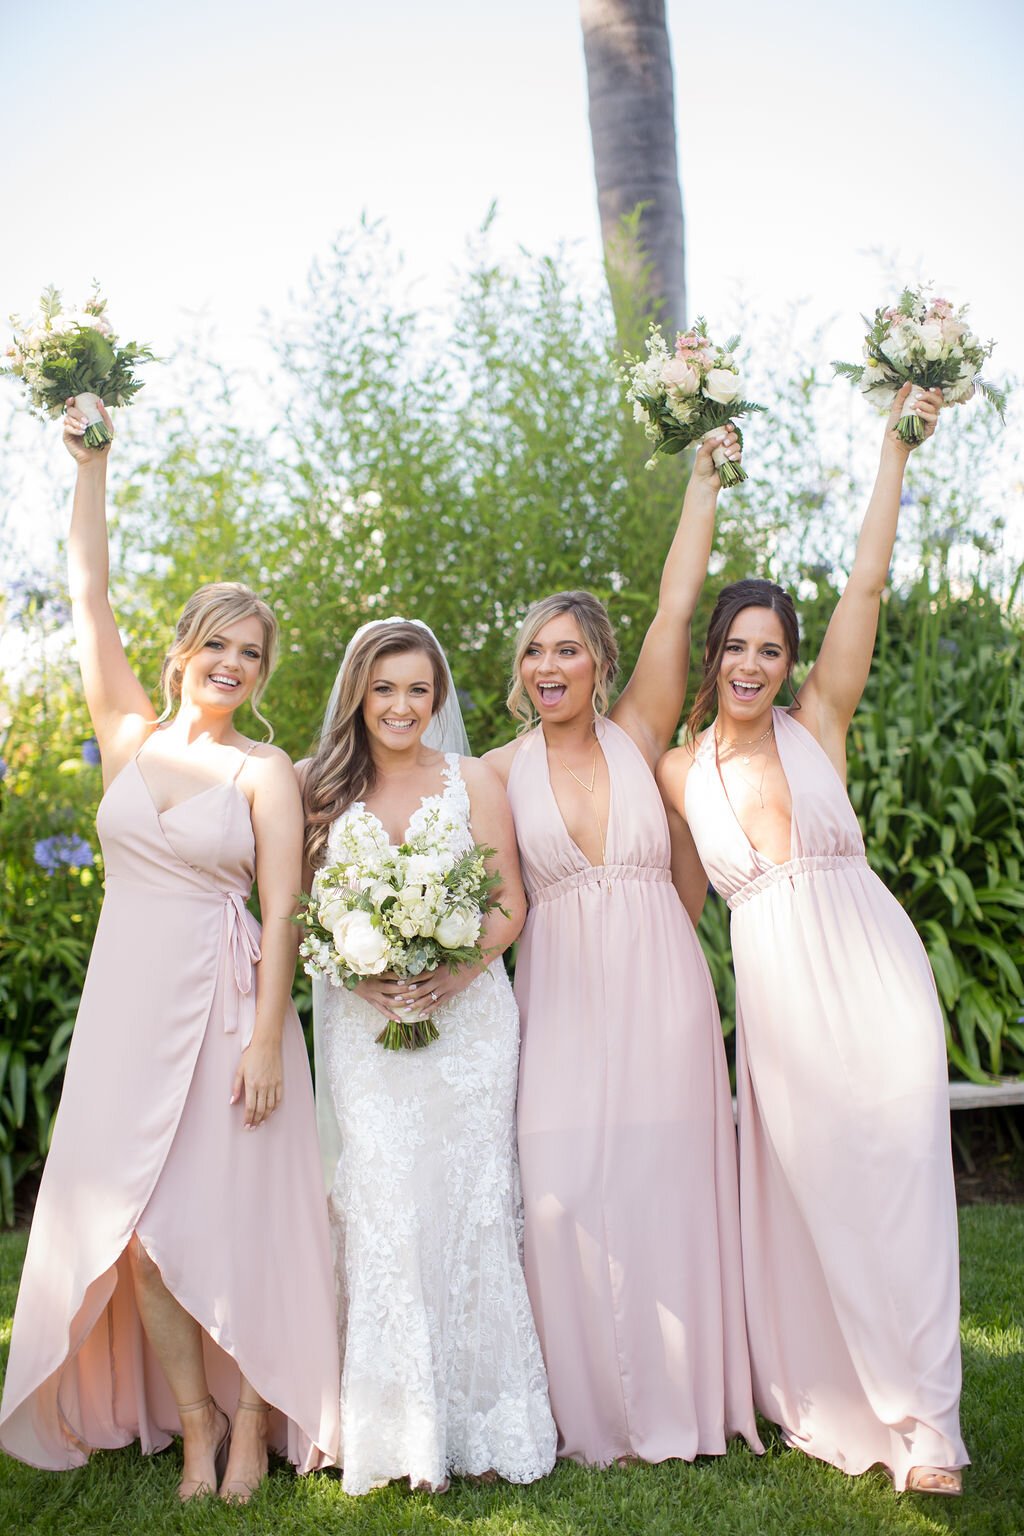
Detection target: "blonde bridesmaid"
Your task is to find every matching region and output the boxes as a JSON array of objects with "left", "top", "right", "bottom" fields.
[
  {"left": 659, "top": 385, "right": 967, "bottom": 1496},
  {"left": 0, "top": 401, "right": 339, "bottom": 1499},
  {"left": 484, "top": 429, "right": 761, "bottom": 1466}
]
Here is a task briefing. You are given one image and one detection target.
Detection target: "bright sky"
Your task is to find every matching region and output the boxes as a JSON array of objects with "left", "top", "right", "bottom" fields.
[{"left": 2, "top": 0, "right": 1022, "bottom": 575}]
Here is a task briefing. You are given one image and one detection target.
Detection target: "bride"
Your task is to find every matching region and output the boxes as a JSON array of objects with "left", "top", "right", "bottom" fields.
[{"left": 299, "top": 618, "right": 556, "bottom": 1496}]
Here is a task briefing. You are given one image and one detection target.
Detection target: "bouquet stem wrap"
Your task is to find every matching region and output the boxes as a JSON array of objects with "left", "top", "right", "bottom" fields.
[
  {"left": 74, "top": 391, "right": 112, "bottom": 450},
  {"left": 895, "top": 383, "right": 930, "bottom": 446},
  {"left": 700, "top": 426, "right": 747, "bottom": 487}
]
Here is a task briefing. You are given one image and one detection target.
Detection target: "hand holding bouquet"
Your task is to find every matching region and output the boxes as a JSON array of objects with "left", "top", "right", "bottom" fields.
[
  {"left": 833, "top": 288, "right": 1004, "bottom": 445},
  {"left": 621, "top": 318, "right": 764, "bottom": 483},
  {"left": 299, "top": 802, "right": 504, "bottom": 1051},
  {"left": 3, "top": 286, "right": 154, "bottom": 448}
]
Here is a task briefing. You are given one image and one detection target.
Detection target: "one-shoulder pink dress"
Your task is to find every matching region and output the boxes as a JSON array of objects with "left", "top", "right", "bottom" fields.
[
  {"left": 685, "top": 708, "right": 967, "bottom": 1489},
  {"left": 507, "top": 719, "right": 760, "bottom": 1465},
  {"left": 0, "top": 749, "right": 339, "bottom": 1473}
]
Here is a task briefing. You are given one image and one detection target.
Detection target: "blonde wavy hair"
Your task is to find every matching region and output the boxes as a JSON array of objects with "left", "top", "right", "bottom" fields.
[
  {"left": 303, "top": 621, "right": 450, "bottom": 869},
  {"left": 158, "top": 583, "right": 279, "bottom": 739},
  {"left": 507, "top": 590, "right": 619, "bottom": 731}
]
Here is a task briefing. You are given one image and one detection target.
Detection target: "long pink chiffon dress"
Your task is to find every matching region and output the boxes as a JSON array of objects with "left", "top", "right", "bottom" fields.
[
  {"left": 685, "top": 707, "right": 967, "bottom": 1489},
  {"left": 507, "top": 718, "right": 761, "bottom": 1465},
  {"left": 0, "top": 746, "right": 340, "bottom": 1473}
]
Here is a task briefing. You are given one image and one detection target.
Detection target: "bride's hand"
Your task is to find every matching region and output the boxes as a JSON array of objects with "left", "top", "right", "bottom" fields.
[
  {"left": 400, "top": 966, "right": 479, "bottom": 1013},
  {"left": 884, "top": 382, "right": 942, "bottom": 452},
  {"left": 63, "top": 396, "right": 114, "bottom": 465}
]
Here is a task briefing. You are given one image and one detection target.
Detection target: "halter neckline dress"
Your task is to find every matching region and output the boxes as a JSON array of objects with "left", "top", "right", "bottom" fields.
[
  {"left": 686, "top": 708, "right": 967, "bottom": 1488},
  {"left": 507, "top": 718, "right": 760, "bottom": 1465}
]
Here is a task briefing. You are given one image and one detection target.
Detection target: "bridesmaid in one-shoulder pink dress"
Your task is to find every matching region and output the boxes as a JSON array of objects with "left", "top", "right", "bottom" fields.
[
  {"left": 0, "top": 404, "right": 338, "bottom": 1498},
  {"left": 486, "top": 428, "right": 760, "bottom": 1466},
  {"left": 660, "top": 387, "right": 967, "bottom": 1497}
]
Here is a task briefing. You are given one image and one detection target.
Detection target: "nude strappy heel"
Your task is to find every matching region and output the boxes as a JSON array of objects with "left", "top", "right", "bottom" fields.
[
  {"left": 176, "top": 1394, "right": 229, "bottom": 1501},
  {"left": 218, "top": 1399, "right": 271, "bottom": 1503}
]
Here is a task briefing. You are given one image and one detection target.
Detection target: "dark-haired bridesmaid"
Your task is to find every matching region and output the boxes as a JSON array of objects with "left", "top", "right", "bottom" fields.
[{"left": 659, "top": 385, "right": 967, "bottom": 1496}]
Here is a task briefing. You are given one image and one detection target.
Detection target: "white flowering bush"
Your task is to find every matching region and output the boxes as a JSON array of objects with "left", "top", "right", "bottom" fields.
[
  {"left": 620, "top": 317, "right": 765, "bottom": 483},
  {"left": 3, "top": 285, "right": 154, "bottom": 448},
  {"left": 833, "top": 287, "right": 1005, "bottom": 445},
  {"left": 297, "top": 803, "right": 503, "bottom": 1049}
]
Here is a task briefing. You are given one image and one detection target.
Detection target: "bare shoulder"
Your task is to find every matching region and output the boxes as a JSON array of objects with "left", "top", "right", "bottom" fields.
[
  {"left": 480, "top": 736, "right": 523, "bottom": 788},
  {"left": 656, "top": 737, "right": 701, "bottom": 813},
  {"left": 458, "top": 754, "right": 509, "bottom": 804},
  {"left": 240, "top": 742, "right": 302, "bottom": 800}
]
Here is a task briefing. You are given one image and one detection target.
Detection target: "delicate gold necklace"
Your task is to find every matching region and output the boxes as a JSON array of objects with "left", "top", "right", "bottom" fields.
[
  {"left": 716, "top": 720, "right": 775, "bottom": 765},
  {"left": 717, "top": 731, "right": 775, "bottom": 809},
  {"left": 558, "top": 742, "right": 608, "bottom": 865}
]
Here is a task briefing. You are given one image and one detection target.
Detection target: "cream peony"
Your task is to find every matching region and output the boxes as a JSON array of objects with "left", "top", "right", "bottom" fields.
[
  {"left": 333, "top": 910, "right": 390, "bottom": 974},
  {"left": 918, "top": 322, "right": 945, "bottom": 361},
  {"left": 435, "top": 907, "right": 482, "bottom": 949},
  {"left": 703, "top": 367, "right": 742, "bottom": 405}
]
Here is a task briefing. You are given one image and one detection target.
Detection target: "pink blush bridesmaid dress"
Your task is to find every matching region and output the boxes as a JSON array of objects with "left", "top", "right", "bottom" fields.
[
  {"left": 0, "top": 749, "right": 339, "bottom": 1473},
  {"left": 507, "top": 718, "right": 760, "bottom": 1465},
  {"left": 685, "top": 707, "right": 968, "bottom": 1489}
]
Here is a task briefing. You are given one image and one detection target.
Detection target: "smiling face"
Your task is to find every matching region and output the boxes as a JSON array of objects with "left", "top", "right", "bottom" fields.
[
  {"left": 361, "top": 648, "right": 436, "bottom": 751},
  {"left": 716, "top": 606, "right": 790, "bottom": 722},
  {"left": 519, "top": 613, "right": 599, "bottom": 723},
  {"left": 178, "top": 615, "right": 267, "bottom": 714}
]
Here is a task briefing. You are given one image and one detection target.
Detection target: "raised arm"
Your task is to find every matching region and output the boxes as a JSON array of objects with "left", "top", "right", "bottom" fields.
[
  {"left": 63, "top": 398, "right": 156, "bottom": 776},
  {"left": 612, "top": 427, "right": 738, "bottom": 764},
  {"left": 799, "top": 385, "right": 941, "bottom": 756},
  {"left": 231, "top": 748, "right": 304, "bottom": 1128}
]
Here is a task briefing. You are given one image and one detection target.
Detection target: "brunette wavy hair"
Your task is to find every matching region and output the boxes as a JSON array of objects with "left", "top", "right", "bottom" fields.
[
  {"left": 303, "top": 621, "right": 450, "bottom": 869},
  {"left": 158, "top": 582, "right": 278, "bottom": 738},
  {"left": 686, "top": 578, "right": 800, "bottom": 740},
  {"left": 506, "top": 590, "right": 619, "bottom": 731}
]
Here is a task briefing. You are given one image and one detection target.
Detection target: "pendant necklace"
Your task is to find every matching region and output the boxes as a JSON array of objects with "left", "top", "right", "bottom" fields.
[
  {"left": 558, "top": 741, "right": 608, "bottom": 865},
  {"left": 716, "top": 728, "right": 776, "bottom": 809},
  {"left": 716, "top": 720, "right": 775, "bottom": 765}
]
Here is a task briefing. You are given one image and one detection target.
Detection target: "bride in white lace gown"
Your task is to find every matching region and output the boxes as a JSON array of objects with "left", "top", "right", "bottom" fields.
[{"left": 300, "top": 620, "right": 556, "bottom": 1496}]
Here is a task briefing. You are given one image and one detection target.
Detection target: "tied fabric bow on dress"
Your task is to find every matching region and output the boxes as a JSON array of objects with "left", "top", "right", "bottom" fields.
[{"left": 223, "top": 891, "right": 262, "bottom": 1046}]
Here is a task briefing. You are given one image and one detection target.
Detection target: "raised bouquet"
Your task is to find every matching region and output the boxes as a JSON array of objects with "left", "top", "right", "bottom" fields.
[
  {"left": 298, "top": 801, "right": 503, "bottom": 1051},
  {"left": 833, "top": 288, "right": 1004, "bottom": 444},
  {"left": 2, "top": 285, "right": 154, "bottom": 448},
  {"left": 621, "top": 318, "right": 764, "bottom": 483}
]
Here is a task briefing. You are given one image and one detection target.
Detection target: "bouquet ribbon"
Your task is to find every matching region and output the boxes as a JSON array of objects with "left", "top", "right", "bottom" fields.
[{"left": 699, "top": 428, "right": 731, "bottom": 471}]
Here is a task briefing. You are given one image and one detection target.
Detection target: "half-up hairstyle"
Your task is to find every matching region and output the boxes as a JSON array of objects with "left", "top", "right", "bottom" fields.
[
  {"left": 507, "top": 590, "right": 619, "bottom": 731},
  {"left": 686, "top": 578, "right": 800, "bottom": 740},
  {"left": 304, "top": 621, "right": 450, "bottom": 869},
  {"left": 158, "top": 582, "right": 278, "bottom": 738}
]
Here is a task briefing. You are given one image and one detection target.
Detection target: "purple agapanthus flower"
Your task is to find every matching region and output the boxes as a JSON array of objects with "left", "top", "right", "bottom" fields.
[
  {"left": 0, "top": 757, "right": 7, "bottom": 781},
  {"left": 33, "top": 834, "right": 94, "bottom": 872},
  {"left": 81, "top": 738, "right": 102, "bottom": 766}
]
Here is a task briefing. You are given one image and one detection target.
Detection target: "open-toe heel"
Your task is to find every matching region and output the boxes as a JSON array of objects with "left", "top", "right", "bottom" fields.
[
  {"left": 219, "top": 1399, "right": 271, "bottom": 1504},
  {"left": 177, "top": 1395, "right": 229, "bottom": 1501},
  {"left": 906, "top": 1465, "right": 963, "bottom": 1497}
]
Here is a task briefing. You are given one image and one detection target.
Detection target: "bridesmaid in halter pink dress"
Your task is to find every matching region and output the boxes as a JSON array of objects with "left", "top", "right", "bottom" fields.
[
  {"left": 485, "top": 429, "right": 761, "bottom": 1466},
  {"left": 659, "top": 386, "right": 967, "bottom": 1497},
  {"left": 0, "top": 403, "right": 338, "bottom": 1499}
]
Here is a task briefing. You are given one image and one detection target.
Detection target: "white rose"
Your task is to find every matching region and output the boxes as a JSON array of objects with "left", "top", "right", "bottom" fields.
[
  {"left": 404, "top": 852, "right": 445, "bottom": 885},
  {"left": 918, "top": 321, "right": 945, "bottom": 361},
  {"left": 882, "top": 326, "right": 910, "bottom": 364},
  {"left": 703, "top": 367, "right": 742, "bottom": 405},
  {"left": 318, "top": 891, "right": 350, "bottom": 931},
  {"left": 334, "top": 910, "right": 389, "bottom": 974},
  {"left": 660, "top": 357, "right": 700, "bottom": 395},
  {"left": 434, "top": 907, "right": 482, "bottom": 950}
]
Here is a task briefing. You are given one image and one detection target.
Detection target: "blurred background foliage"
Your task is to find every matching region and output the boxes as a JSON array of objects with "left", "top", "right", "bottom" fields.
[{"left": 2, "top": 224, "right": 1021, "bottom": 1219}]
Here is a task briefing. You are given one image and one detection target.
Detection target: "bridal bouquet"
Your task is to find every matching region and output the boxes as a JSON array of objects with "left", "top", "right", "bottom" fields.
[
  {"left": 621, "top": 318, "right": 764, "bottom": 483},
  {"left": 2, "top": 286, "right": 154, "bottom": 448},
  {"left": 299, "top": 802, "right": 503, "bottom": 1050},
  {"left": 833, "top": 288, "right": 1004, "bottom": 444}
]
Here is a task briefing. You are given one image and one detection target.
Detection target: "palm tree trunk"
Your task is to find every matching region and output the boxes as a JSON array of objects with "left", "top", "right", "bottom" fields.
[{"left": 580, "top": 0, "right": 686, "bottom": 339}]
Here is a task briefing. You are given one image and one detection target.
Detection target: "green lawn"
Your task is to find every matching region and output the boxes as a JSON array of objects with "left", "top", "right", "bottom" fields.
[{"left": 1, "top": 1208, "right": 1021, "bottom": 1536}]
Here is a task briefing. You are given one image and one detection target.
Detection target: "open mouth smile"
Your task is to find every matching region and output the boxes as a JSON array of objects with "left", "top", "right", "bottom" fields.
[
  {"left": 209, "top": 674, "right": 241, "bottom": 691},
  {"left": 729, "top": 680, "right": 763, "bottom": 700},
  {"left": 537, "top": 683, "right": 567, "bottom": 707},
  {"left": 382, "top": 718, "right": 416, "bottom": 732}
]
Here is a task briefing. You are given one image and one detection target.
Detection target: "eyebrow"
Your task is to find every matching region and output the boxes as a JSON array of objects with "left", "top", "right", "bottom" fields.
[
  {"left": 373, "top": 676, "right": 433, "bottom": 686},
  {"left": 531, "top": 636, "right": 582, "bottom": 647},
  {"left": 726, "top": 635, "right": 782, "bottom": 647}
]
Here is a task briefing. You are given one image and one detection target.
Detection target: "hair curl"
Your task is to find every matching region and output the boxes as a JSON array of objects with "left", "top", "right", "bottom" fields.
[
  {"left": 506, "top": 590, "right": 619, "bottom": 731},
  {"left": 303, "top": 621, "right": 450, "bottom": 869}
]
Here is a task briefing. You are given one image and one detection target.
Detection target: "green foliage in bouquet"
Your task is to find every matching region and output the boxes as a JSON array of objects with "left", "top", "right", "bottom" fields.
[{"left": 3, "top": 286, "right": 154, "bottom": 448}]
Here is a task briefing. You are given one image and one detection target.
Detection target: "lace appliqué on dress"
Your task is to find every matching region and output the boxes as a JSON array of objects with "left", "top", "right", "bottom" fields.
[{"left": 319, "top": 755, "right": 556, "bottom": 1493}]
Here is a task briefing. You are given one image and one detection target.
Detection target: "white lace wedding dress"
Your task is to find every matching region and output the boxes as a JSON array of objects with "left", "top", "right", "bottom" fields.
[{"left": 315, "top": 755, "right": 556, "bottom": 1494}]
